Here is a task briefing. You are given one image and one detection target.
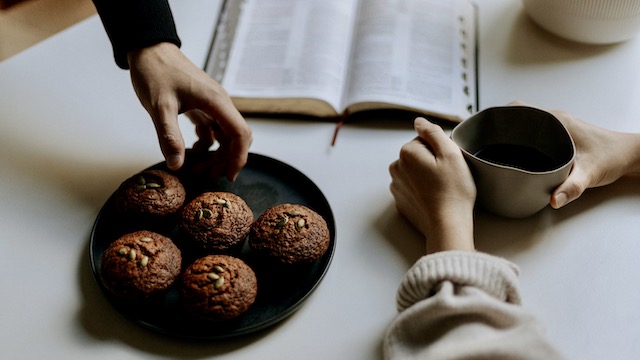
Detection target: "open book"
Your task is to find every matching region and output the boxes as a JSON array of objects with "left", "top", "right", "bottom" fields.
[{"left": 205, "top": 0, "right": 477, "bottom": 123}]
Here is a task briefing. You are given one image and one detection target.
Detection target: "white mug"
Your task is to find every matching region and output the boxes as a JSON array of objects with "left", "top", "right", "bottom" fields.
[{"left": 522, "top": 0, "right": 640, "bottom": 44}]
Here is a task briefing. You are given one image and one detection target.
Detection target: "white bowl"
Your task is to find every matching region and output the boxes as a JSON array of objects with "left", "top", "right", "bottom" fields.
[{"left": 522, "top": 0, "right": 640, "bottom": 44}]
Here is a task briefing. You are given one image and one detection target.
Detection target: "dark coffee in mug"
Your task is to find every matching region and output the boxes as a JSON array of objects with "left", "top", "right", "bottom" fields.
[{"left": 473, "top": 143, "right": 557, "bottom": 172}]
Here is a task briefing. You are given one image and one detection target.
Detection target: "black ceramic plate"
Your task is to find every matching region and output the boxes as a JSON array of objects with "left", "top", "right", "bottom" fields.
[{"left": 89, "top": 152, "right": 336, "bottom": 340}]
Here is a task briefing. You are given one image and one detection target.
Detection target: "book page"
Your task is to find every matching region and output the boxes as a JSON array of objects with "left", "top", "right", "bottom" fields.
[
  {"left": 217, "top": 0, "right": 360, "bottom": 112},
  {"left": 342, "top": 0, "right": 476, "bottom": 121}
]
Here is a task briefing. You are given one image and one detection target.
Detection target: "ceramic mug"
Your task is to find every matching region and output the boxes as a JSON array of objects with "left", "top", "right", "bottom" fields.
[
  {"left": 451, "top": 106, "right": 575, "bottom": 218},
  {"left": 522, "top": 0, "right": 640, "bottom": 44}
]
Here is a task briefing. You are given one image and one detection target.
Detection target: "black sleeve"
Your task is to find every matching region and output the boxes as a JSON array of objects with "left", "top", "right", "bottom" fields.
[{"left": 92, "top": 0, "right": 182, "bottom": 69}]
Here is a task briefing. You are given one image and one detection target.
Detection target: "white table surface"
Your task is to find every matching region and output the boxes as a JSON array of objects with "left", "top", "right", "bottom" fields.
[{"left": 1, "top": 1, "right": 639, "bottom": 359}]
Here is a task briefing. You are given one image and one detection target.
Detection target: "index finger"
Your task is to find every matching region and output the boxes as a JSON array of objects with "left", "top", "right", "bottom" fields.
[
  {"left": 413, "top": 117, "right": 457, "bottom": 158},
  {"left": 152, "top": 100, "right": 186, "bottom": 170}
]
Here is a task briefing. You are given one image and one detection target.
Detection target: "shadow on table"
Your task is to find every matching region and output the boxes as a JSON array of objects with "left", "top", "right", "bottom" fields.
[
  {"left": 376, "top": 175, "right": 640, "bottom": 267},
  {"left": 503, "top": 8, "right": 620, "bottom": 65},
  {"left": 475, "top": 175, "right": 640, "bottom": 255},
  {"left": 373, "top": 204, "right": 425, "bottom": 268},
  {"left": 76, "top": 237, "right": 282, "bottom": 358}
]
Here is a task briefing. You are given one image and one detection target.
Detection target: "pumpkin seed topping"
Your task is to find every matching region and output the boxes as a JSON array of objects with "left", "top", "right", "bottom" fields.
[{"left": 214, "top": 276, "right": 225, "bottom": 289}]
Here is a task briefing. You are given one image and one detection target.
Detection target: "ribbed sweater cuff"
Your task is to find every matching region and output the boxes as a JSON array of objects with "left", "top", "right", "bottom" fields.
[
  {"left": 397, "top": 251, "right": 521, "bottom": 312},
  {"left": 93, "top": 0, "right": 181, "bottom": 69}
]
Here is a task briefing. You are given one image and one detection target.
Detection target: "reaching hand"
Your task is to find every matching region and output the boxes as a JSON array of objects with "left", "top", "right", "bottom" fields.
[
  {"left": 389, "top": 117, "right": 476, "bottom": 254},
  {"left": 127, "top": 42, "right": 252, "bottom": 181}
]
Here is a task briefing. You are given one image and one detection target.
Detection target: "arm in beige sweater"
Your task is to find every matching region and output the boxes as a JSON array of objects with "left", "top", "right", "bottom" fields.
[
  {"left": 383, "top": 251, "right": 566, "bottom": 360},
  {"left": 388, "top": 118, "right": 563, "bottom": 358}
]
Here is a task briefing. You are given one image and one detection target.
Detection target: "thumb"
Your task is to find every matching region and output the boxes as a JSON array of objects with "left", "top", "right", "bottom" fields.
[{"left": 550, "top": 166, "right": 590, "bottom": 209}]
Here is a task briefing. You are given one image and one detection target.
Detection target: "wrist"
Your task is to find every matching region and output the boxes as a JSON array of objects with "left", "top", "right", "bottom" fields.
[
  {"left": 127, "top": 42, "right": 179, "bottom": 67},
  {"left": 424, "top": 206, "right": 475, "bottom": 254},
  {"left": 627, "top": 133, "right": 640, "bottom": 174}
]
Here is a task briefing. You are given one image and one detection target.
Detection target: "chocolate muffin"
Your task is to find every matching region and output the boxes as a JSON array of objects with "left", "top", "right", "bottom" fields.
[
  {"left": 99, "top": 230, "right": 182, "bottom": 301},
  {"left": 249, "top": 204, "right": 330, "bottom": 265},
  {"left": 114, "top": 169, "right": 186, "bottom": 218},
  {"left": 180, "top": 255, "right": 258, "bottom": 321},
  {"left": 179, "top": 192, "right": 253, "bottom": 253}
]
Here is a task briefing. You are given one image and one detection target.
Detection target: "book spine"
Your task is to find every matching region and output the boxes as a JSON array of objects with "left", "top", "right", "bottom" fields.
[{"left": 205, "top": 0, "right": 245, "bottom": 83}]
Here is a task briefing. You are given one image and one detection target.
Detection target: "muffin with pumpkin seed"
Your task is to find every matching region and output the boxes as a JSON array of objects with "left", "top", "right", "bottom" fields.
[
  {"left": 114, "top": 169, "right": 186, "bottom": 219},
  {"left": 249, "top": 203, "right": 330, "bottom": 265},
  {"left": 99, "top": 230, "right": 182, "bottom": 301},
  {"left": 178, "top": 191, "right": 253, "bottom": 253},
  {"left": 180, "top": 254, "right": 258, "bottom": 321}
]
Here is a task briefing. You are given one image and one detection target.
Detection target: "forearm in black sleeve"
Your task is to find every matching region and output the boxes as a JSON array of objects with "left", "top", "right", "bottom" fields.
[{"left": 92, "top": 0, "right": 182, "bottom": 69}]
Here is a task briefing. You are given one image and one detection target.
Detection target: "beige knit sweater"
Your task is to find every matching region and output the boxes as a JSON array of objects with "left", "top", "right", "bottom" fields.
[{"left": 383, "top": 251, "right": 566, "bottom": 359}]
